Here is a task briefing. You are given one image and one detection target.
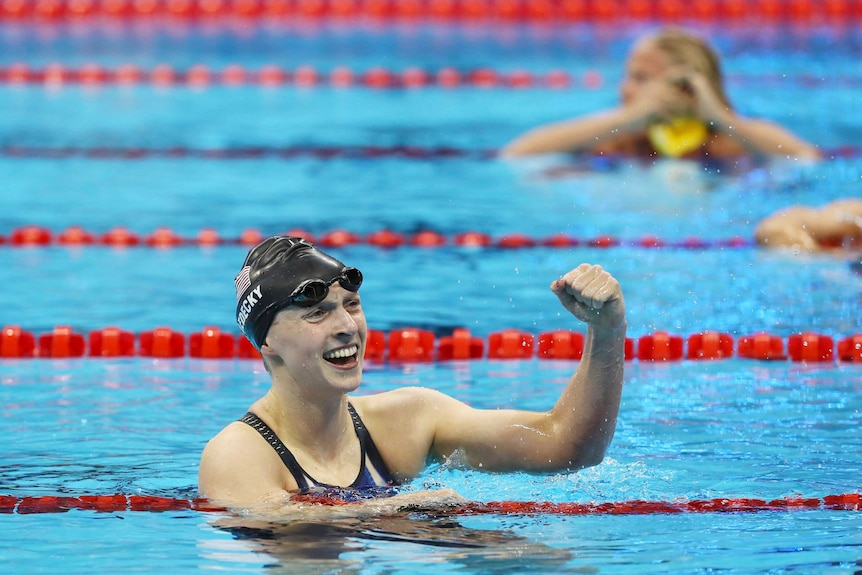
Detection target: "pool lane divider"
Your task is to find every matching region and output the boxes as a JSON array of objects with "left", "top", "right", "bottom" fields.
[
  {"left": 1, "top": 0, "right": 859, "bottom": 23},
  {"left": 2, "top": 144, "right": 858, "bottom": 160},
  {"left": 1, "top": 492, "right": 860, "bottom": 515},
  {"left": 0, "top": 64, "right": 577, "bottom": 88},
  {"left": 3, "top": 325, "right": 862, "bottom": 362},
  {"left": 0, "top": 144, "right": 497, "bottom": 160},
  {"left": 2, "top": 65, "right": 860, "bottom": 90},
  {"left": 2, "top": 224, "right": 759, "bottom": 250}
]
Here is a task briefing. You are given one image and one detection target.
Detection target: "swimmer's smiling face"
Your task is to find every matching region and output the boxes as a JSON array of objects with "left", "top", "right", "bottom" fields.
[{"left": 262, "top": 284, "right": 367, "bottom": 395}]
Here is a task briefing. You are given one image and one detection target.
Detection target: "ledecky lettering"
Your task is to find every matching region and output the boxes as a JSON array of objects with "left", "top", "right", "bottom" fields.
[{"left": 237, "top": 285, "right": 263, "bottom": 328}]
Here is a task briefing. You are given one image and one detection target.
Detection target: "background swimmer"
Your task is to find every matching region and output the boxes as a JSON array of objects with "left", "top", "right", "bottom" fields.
[
  {"left": 755, "top": 198, "right": 862, "bottom": 252},
  {"left": 501, "top": 27, "right": 821, "bottom": 161}
]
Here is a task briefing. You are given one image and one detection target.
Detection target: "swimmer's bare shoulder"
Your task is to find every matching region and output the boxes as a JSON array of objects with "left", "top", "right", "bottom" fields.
[{"left": 198, "top": 420, "right": 289, "bottom": 504}]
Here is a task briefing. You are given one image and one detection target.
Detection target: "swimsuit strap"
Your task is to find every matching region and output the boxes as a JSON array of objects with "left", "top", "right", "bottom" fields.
[
  {"left": 239, "top": 403, "right": 394, "bottom": 490},
  {"left": 346, "top": 403, "right": 393, "bottom": 485},
  {"left": 238, "top": 412, "right": 311, "bottom": 491}
]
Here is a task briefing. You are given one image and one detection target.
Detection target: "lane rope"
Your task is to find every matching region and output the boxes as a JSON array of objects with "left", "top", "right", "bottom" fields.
[
  {"left": 2, "top": 325, "right": 861, "bottom": 362},
  {"left": 0, "top": 225, "right": 758, "bottom": 250},
  {"left": 0, "top": 0, "right": 857, "bottom": 23},
  {"left": 1, "top": 144, "right": 857, "bottom": 161},
  {"left": 1, "top": 65, "right": 859, "bottom": 89},
  {"left": 0, "top": 144, "right": 496, "bottom": 160},
  {"left": 1, "top": 492, "right": 859, "bottom": 515},
  {"left": 0, "top": 64, "right": 577, "bottom": 88}
]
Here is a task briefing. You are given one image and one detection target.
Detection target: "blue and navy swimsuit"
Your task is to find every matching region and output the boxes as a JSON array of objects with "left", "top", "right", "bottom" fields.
[{"left": 239, "top": 403, "right": 398, "bottom": 501}]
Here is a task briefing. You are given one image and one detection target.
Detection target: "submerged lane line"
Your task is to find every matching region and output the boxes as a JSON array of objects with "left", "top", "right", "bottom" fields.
[{"left": 2, "top": 493, "right": 860, "bottom": 515}]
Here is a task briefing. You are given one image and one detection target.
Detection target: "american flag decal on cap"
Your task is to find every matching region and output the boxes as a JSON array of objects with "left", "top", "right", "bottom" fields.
[{"left": 235, "top": 266, "right": 252, "bottom": 302}]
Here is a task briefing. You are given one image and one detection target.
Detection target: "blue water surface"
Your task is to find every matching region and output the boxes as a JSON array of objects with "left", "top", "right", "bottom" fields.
[{"left": 1, "top": 18, "right": 861, "bottom": 575}]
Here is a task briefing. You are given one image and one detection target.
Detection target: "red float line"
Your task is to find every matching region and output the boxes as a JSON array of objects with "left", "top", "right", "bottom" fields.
[
  {"left": 0, "top": 144, "right": 495, "bottom": 160},
  {"left": 2, "top": 65, "right": 862, "bottom": 90},
  {"left": 0, "top": 64, "right": 576, "bottom": 89},
  {"left": 2, "top": 325, "right": 861, "bottom": 362},
  {"left": 455, "top": 493, "right": 862, "bottom": 516},
  {"left": 0, "top": 225, "right": 759, "bottom": 251},
  {"left": 1, "top": 144, "right": 859, "bottom": 161},
  {"left": 1, "top": 492, "right": 859, "bottom": 515},
  {"left": 0, "top": 0, "right": 860, "bottom": 23}
]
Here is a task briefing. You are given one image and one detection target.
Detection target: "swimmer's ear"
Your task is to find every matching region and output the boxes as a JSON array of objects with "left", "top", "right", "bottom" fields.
[{"left": 259, "top": 340, "right": 278, "bottom": 357}]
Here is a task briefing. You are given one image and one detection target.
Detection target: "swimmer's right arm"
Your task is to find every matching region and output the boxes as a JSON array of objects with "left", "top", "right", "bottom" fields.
[
  {"left": 500, "top": 108, "right": 650, "bottom": 157},
  {"left": 199, "top": 424, "right": 469, "bottom": 515},
  {"left": 682, "top": 72, "right": 822, "bottom": 161},
  {"left": 198, "top": 423, "right": 288, "bottom": 506},
  {"left": 500, "top": 77, "right": 683, "bottom": 158}
]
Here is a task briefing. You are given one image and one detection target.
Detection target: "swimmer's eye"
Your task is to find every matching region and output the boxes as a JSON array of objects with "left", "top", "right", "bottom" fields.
[
  {"left": 302, "top": 308, "right": 328, "bottom": 322},
  {"left": 672, "top": 77, "right": 693, "bottom": 94}
]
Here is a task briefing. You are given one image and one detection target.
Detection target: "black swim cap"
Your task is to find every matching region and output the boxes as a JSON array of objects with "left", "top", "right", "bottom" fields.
[{"left": 234, "top": 236, "right": 356, "bottom": 348}]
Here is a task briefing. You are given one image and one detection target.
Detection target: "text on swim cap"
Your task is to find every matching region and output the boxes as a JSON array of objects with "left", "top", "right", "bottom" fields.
[{"left": 236, "top": 285, "right": 263, "bottom": 329}]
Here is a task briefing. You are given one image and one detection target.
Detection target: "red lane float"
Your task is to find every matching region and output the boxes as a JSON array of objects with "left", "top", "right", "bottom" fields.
[
  {"left": 737, "top": 332, "right": 786, "bottom": 360},
  {"left": 318, "top": 229, "right": 361, "bottom": 248},
  {"left": 687, "top": 331, "right": 734, "bottom": 360},
  {"left": 438, "top": 328, "right": 484, "bottom": 360},
  {"left": 2, "top": 492, "right": 859, "bottom": 516},
  {"left": 9, "top": 225, "right": 52, "bottom": 246},
  {"left": 37, "top": 325, "right": 86, "bottom": 358},
  {"left": 3, "top": 326, "right": 861, "bottom": 363},
  {"left": 364, "top": 329, "right": 387, "bottom": 362},
  {"left": 496, "top": 233, "right": 536, "bottom": 249},
  {"left": 138, "top": 327, "right": 186, "bottom": 357},
  {"left": 1, "top": 0, "right": 861, "bottom": 22},
  {"left": 537, "top": 330, "right": 584, "bottom": 360},
  {"left": 838, "top": 334, "right": 862, "bottom": 362},
  {"left": 0, "top": 326, "right": 36, "bottom": 358},
  {"left": 788, "top": 332, "right": 834, "bottom": 362},
  {"left": 388, "top": 328, "right": 435, "bottom": 361},
  {"left": 637, "top": 331, "right": 684, "bottom": 361},
  {"left": 488, "top": 329, "right": 534, "bottom": 359},
  {"left": 454, "top": 231, "right": 493, "bottom": 247},
  {"left": 366, "top": 229, "right": 405, "bottom": 248},
  {"left": 409, "top": 230, "right": 447, "bottom": 247},
  {"left": 541, "top": 233, "right": 579, "bottom": 247},
  {"left": 89, "top": 327, "right": 136, "bottom": 357},
  {"left": 58, "top": 226, "right": 96, "bottom": 245},
  {"left": 189, "top": 326, "right": 236, "bottom": 358},
  {"left": 100, "top": 226, "right": 141, "bottom": 246}
]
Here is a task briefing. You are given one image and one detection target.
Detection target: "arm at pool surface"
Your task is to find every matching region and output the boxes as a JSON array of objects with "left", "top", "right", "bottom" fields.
[
  {"left": 755, "top": 199, "right": 862, "bottom": 252},
  {"left": 501, "top": 68, "right": 821, "bottom": 161},
  {"left": 420, "top": 264, "right": 627, "bottom": 472},
  {"left": 677, "top": 72, "right": 822, "bottom": 161},
  {"left": 198, "top": 431, "right": 468, "bottom": 514},
  {"left": 499, "top": 108, "right": 649, "bottom": 158},
  {"left": 198, "top": 422, "right": 292, "bottom": 506},
  {"left": 500, "top": 68, "right": 699, "bottom": 158},
  {"left": 699, "top": 115, "right": 822, "bottom": 161}
]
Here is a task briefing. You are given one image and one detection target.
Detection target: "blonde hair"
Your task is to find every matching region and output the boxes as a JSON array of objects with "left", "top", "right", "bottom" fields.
[{"left": 646, "top": 27, "right": 732, "bottom": 110}]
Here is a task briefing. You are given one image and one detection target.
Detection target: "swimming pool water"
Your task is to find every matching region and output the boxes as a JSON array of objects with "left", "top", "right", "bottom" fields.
[
  {"left": 2, "top": 355, "right": 860, "bottom": 573},
  {"left": 2, "top": 17, "right": 861, "bottom": 575}
]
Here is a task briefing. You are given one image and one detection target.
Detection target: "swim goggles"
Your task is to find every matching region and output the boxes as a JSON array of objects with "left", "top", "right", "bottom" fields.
[{"left": 288, "top": 267, "right": 363, "bottom": 307}]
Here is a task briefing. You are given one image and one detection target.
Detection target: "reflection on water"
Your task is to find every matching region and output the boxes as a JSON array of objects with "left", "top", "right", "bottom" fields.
[{"left": 208, "top": 510, "right": 574, "bottom": 574}]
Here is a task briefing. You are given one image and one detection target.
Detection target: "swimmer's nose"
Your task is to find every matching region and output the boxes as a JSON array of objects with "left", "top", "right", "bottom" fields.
[{"left": 331, "top": 305, "right": 359, "bottom": 336}]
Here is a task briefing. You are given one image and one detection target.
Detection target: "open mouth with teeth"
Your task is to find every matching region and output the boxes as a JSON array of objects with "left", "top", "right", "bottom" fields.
[{"left": 322, "top": 344, "right": 359, "bottom": 366}]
